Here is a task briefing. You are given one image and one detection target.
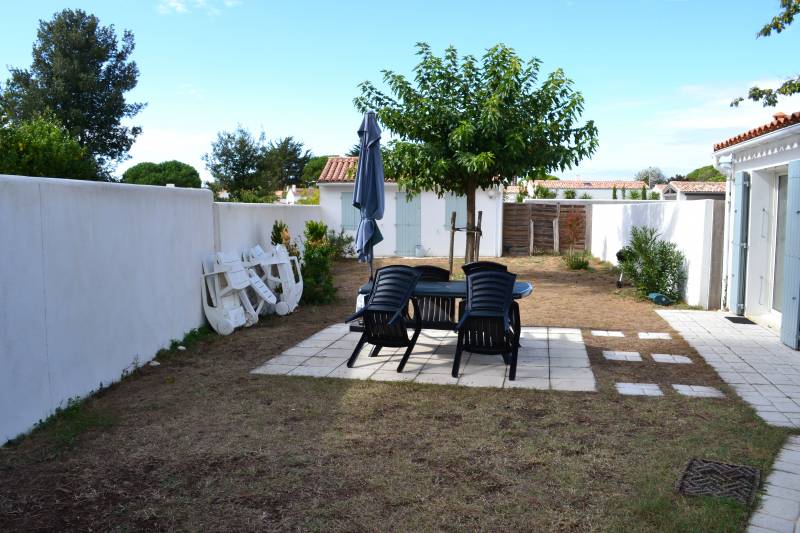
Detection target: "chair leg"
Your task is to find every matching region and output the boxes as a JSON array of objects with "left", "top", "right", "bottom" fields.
[
  {"left": 347, "top": 334, "right": 368, "bottom": 368},
  {"left": 369, "top": 345, "right": 382, "bottom": 358},
  {"left": 397, "top": 324, "right": 422, "bottom": 373},
  {"left": 509, "top": 336, "right": 519, "bottom": 381},
  {"left": 452, "top": 332, "right": 464, "bottom": 378}
]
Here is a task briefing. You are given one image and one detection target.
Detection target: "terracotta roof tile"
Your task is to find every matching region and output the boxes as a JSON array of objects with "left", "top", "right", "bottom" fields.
[
  {"left": 532, "top": 180, "right": 647, "bottom": 190},
  {"left": 317, "top": 156, "right": 358, "bottom": 183},
  {"left": 667, "top": 181, "right": 727, "bottom": 193},
  {"left": 714, "top": 111, "right": 800, "bottom": 151}
]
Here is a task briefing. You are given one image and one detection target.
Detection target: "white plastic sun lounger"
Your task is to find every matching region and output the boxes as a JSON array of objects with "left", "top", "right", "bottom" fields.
[
  {"left": 244, "top": 244, "right": 303, "bottom": 315},
  {"left": 202, "top": 252, "right": 263, "bottom": 335}
]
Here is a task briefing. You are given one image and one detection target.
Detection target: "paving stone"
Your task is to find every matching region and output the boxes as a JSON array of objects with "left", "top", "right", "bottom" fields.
[
  {"left": 591, "top": 330, "right": 624, "bottom": 337},
  {"left": 672, "top": 384, "right": 724, "bottom": 398},
  {"left": 251, "top": 363, "right": 295, "bottom": 375},
  {"left": 327, "top": 366, "right": 376, "bottom": 380},
  {"left": 458, "top": 375, "right": 505, "bottom": 388},
  {"left": 288, "top": 365, "right": 334, "bottom": 377},
  {"left": 638, "top": 332, "right": 671, "bottom": 340},
  {"left": 550, "top": 367, "right": 593, "bottom": 380},
  {"left": 548, "top": 356, "right": 589, "bottom": 368},
  {"left": 415, "top": 373, "right": 458, "bottom": 385},
  {"left": 370, "top": 370, "right": 418, "bottom": 382},
  {"left": 748, "top": 513, "right": 795, "bottom": 533},
  {"left": 551, "top": 378, "right": 595, "bottom": 392},
  {"left": 616, "top": 382, "right": 662, "bottom": 396},
  {"left": 652, "top": 353, "right": 693, "bottom": 364},
  {"left": 603, "top": 350, "right": 642, "bottom": 362},
  {"left": 505, "top": 377, "right": 549, "bottom": 390},
  {"left": 269, "top": 355, "right": 311, "bottom": 366},
  {"left": 511, "top": 366, "right": 549, "bottom": 379}
]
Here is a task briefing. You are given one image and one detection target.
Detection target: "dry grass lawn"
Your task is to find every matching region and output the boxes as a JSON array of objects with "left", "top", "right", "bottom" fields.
[{"left": 0, "top": 256, "right": 791, "bottom": 532}]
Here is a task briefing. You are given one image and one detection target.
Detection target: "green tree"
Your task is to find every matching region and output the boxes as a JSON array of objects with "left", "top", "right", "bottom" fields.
[
  {"left": 685, "top": 165, "right": 725, "bottom": 182},
  {"left": 612, "top": 185, "right": 618, "bottom": 200},
  {"left": 355, "top": 43, "right": 597, "bottom": 260},
  {"left": 346, "top": 143, "right": 361, "bottom": 157},
  {"left": 122, "top": 160, "right": 201, "bottom": 187},
  {"left": 1, "top": 9, "right": 144, "bottom": 177},
  {"left": 734, "top": 0, "right": 800, "bottom": 106},
  {"left": 302, "top": 155, "right": 332, "bottom": 184},
  {"left": 641, "top": 184, "right": 647, "bottom": 199},
  {"left": 203, "top": 125, "right": 269, "bottom": 194},
  {"left": 0, "top": 114, "right": 97, "bottom": 179},
  {"left": 261, "top": 136, "right": 311, "bottom": 188},
  {"left": 634, "top": 167, "right": 666, "bottom": 188}
]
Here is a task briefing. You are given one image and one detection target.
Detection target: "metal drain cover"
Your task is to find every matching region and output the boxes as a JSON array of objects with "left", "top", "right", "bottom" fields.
[{"left": 676, "top": 458, "right": 761, "bottom": 505}]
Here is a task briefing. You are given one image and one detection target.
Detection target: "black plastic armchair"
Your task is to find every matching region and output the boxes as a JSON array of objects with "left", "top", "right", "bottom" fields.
[
  {"left": 345, "top": 265, "right": 422, "bottom": 373},
  {"left": 452, "top": 270, "right": 520, "bottom": 380}
]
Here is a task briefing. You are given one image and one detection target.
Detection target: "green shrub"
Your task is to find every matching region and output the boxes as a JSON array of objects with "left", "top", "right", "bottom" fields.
[
  {"left": 297, "top": 187, "right": 319, "bottom": 205},
  {"left": 629, "top": 190, "right": 642, "bottom": 200},
  {"left": 270, "top": 219, "right": 300, "bottom": 257},
  {"left": 563, "top": 251, "right": 590, "bottom": 270},
  {"left": 563, "top": 188, "right": 576, "bottom": 199},
  {"left": 649, "top": 191, "right": 661, "bottom": 200},
  {"left": 327, "top": 228, "right": 355, "bottom": 258},
  {"left": 579, "top": 193, "right": 592, "bottom": 199},
  {"left": 301, "top": 220, "right": 336, "bottom": 304},
  {"left": 122, "top": 160, "right": 201, "bottom": 187},
  {"left": 533, "top": 184, "right": 557, "bottom": 199},
  {"left": 618, "top": 226, "right": 686, "bottom": 302},
  {"left": 612, "top": 185, "right": 618, "bottom": 200}
]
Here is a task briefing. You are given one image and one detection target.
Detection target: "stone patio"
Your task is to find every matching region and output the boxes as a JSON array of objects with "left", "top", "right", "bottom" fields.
[
  {"left": 658, "top": 310, "right": 800, "bottom": 428},
  {"left": 252, "top": 324, "right": 597, "bottom": 391}
]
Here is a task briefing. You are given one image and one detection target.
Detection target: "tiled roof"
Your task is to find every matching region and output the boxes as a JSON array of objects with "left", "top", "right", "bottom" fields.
[
  {"left": 667, "top": 181, "right": 727, "bottom": 193},
  {"left": 652, "top": 183, "right": 669, "bottom": 192},
  {"left": 532, "top": 180, "right": 647, "bottom": 190},
  {"left": 505, "top": 185, "right": 521, "bottom": 194},
  {"left": 714, "top": 111, "right": 800, "bottom": 151},
  {"left": 317, "top": 156, "right": 358, "bottom": 183}
]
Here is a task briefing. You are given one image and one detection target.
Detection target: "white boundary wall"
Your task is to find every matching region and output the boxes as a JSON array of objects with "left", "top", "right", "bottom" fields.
[
  {"left": 590, "top": 200, "right": 717, "bottom": 308},
  {"left": 0, "top": 175, "right": 322, "bottom": 443}
]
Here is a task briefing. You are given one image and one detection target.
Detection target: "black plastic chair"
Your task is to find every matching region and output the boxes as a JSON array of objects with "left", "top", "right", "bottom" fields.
[
  {"left": 452, "top": 270, "right": 520, "bottom": 380},
  {"left": 408, "top": 265, "right": 456, "bottom": 329},
  {"left": 345, "top": 265, "right": 422, "bottom": 372},
  {"left": 460, "top": 261, "right": 521, "bottom": 357}
]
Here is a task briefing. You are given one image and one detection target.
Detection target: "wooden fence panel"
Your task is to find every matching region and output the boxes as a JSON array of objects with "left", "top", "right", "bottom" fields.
[
  {"left": 502, "top": 203, "right": 530, "bottom": 256},
  {"left": 503, "top": 202, "right": 587, "bottom": 255}
]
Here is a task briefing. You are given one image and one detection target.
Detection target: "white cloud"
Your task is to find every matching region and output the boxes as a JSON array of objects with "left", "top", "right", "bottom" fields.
[{"left": 156, "top": 0, "right": 240, "bottom": 16}]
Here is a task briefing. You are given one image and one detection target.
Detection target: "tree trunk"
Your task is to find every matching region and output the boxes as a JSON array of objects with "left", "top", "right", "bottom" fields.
[{"left": 465, "top": 185, "right": 476, "bottom": 263}]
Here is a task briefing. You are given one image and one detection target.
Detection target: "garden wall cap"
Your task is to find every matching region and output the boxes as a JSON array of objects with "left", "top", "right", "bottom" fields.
[{"left": 713, "top": 110, "right": 800, "bottom": 151}]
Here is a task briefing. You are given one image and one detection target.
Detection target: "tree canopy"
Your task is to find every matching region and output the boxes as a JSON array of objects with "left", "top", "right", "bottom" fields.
[
  {"left": 684, "top": 165, "right": 725, "bottom": 182},
  {"left": 0, "top": 9, "right": 144, "bottom": 177},
  {"left": 634, "top": 167, "right": 666, "bottom": 188},
  {"left": 302, "top": 155, "right": 332, "bottom": 184},
  {"left": 203, "top": 125, "right": 268, "bottom": 194},
  {"left": 733, "top": 0, "right": 800, "bottom": 107},
  {"left": 261, "top": 137, "right": 311, "bottom": 187},
  {"left": 355, "top": 42, "right": 597, "bottom": 259},
  {"left": 122, "top": 160, "right": 201, "bottom": 188},
  {"left": 0, "top": 114, "right": 97, "bottom": 179}
]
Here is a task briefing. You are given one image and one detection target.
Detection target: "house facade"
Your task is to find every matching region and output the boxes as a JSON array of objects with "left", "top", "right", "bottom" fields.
[
  {"left": 713, "top": 111, "right": 800, "bottom": 350},
  {"left": 661, "top": 181, "right": 727, "bottom": 201},
  {"left": 531, "top": 179, "right": 648, "bottom": 199},
  {"left": 317, "top": 157, "right": 504, "bottom": 257}
]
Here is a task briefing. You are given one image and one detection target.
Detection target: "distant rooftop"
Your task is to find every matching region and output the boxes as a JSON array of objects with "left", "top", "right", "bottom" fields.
[
  {"left": 714, "top": 111, "right": 800, "bottom": 151},
  {"left": 532, "top": 180, "right": 646, "bottom": 190},
  {"left": 665, "top": 181, "right": 727, "bottom": 193},
  {"left": 317, "top": 156, "right": 358, "bottom": 183}
]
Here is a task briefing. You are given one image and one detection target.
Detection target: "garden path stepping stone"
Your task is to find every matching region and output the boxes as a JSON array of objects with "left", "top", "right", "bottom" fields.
[
  {"left": 638, "top": 332, "right": 671, "bottom": 340},
  {"left": 652, "top": 353, "right": 692, "bottom": 364},
  {"left": 591, "top": 330, "right": 625, "bottom": 337},
  {"left": 676, "top": 458, "right": 760, "bottom": 506},
  {"left": 672, "top": 384, "right": 724, "bottom": 398},
  {"left": 603, "top": 350, "right": 642, "bottom": 362},
  {"left": 616, "top": 382, "right": 663, "bottom": 396}
]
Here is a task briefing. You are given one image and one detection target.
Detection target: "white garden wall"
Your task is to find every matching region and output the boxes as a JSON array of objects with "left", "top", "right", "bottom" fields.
[
  {"left": 590, "top": 200, "right": 717, "bottom": 308},
  {"left": 0, "top": 174, "right": 321, "bottom": 444},
  {"left": 213, "top": 202, "right": 322, "bottom": 254}
]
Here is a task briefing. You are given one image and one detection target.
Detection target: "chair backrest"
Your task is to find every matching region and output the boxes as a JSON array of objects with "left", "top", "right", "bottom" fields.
[
  {"left": 367, "top": 265, "right": 421, "bottom": 314},
  {"left": 461, "top": 261, "right": 507, "bottom": 276},
  {"left": 464, "top": 270, "right": 516, "bottom": 319},
  {"left": 414, "top": 265, "right": 450, "bottom": 282}
]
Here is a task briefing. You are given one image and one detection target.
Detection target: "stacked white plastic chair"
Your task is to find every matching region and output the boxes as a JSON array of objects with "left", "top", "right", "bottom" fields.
[
  {"left": 202, "top": 252, "right": 274, "bottom": 335},
  {"left": 244, "top": 244, "right": 303, "bottom": 315}
]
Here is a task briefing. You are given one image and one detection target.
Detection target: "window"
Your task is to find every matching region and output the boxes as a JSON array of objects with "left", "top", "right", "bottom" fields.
[
  {"left": 340, "top": 192, "right": 359, "bottom": 231},
  {"left": 443, "top": 193, "right": 467, "bottom": 228}
]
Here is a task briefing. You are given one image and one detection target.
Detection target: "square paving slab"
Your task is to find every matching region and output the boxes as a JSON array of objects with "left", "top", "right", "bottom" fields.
[{"left": 252, "top": 325, "right": 597, "bottom": 391}]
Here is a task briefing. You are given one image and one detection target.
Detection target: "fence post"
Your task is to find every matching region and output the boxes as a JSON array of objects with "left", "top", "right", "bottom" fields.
[
  {"left": 475, "top": 210, "right": 483, "bottom": 261},
  {"left": 448, "top": 211, "right": 456, "bottom": 275}
]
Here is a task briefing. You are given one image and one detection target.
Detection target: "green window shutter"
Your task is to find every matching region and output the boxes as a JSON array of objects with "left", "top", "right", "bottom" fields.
[
  {"left": 444, "top": 193, "right": 467, "bottom": 228},
  {"left": 340, "top": 192, "right": 359, "bottom": 231},
  {"left": 780, "top": 160, "right": 800, "bottom": 349}
]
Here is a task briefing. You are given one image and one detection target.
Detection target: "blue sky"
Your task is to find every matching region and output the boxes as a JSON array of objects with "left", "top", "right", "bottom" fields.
[{"left": 2, "top": 0, "right": 799, "bottom": 182}]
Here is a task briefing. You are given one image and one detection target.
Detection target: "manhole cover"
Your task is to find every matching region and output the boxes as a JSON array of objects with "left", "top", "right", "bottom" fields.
[
  {"left": 726, "top": 316, "right": 756, "bottom": 325},
  {"left": 676, "top": 458, "right": 760, "bottom": 505}
]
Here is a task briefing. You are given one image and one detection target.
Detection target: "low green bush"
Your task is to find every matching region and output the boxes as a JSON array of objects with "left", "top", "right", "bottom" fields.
[
  {"left": 327, "top": 228, "right": 355, "bottom": 258},
  {"left": 618, "top": 226, "right": 686, "bottom": 302},
  {"left": 563, "top": 251, "right": 590, "bottom": 270},
  {"left": 301, "top": 220, "right": 337, "bottom": 304}
]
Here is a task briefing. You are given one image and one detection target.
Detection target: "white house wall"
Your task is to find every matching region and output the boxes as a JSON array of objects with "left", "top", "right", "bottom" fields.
[
  {"left": 590, "top": 200, "right": 716, "bottom": 308},
  {"left": 319, "top": 184, "right": 503, "bottom": 257},
  {"left": 213, "top": 202, "right": 323, "bottom": 255}
]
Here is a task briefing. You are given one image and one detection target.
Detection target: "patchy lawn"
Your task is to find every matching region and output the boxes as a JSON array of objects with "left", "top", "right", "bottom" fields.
[{"left": 0, "top": 256, "right": 790, "bottom": 532}]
